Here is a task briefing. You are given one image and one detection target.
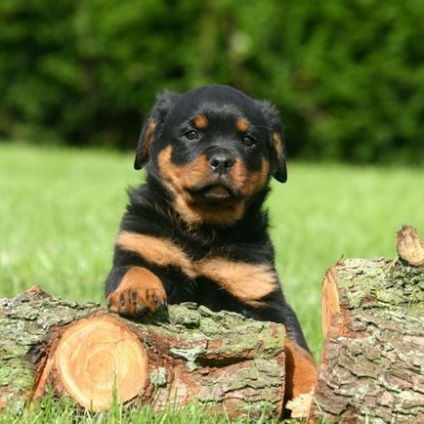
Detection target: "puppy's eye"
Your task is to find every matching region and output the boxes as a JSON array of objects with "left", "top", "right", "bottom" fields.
[
  {"left": 184, "top": 129, "right": 200, "bottom": 141},
  {"left": 242, "top": 135, "right": 256, "bottom": 147}
]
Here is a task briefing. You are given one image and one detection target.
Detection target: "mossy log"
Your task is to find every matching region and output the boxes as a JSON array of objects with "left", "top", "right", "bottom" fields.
[
  {"left": 0, "top": 286, "right": 288, "bottom": 419},
  {"left": 310, "top": 227, "right": 424, "bottom": 423}
]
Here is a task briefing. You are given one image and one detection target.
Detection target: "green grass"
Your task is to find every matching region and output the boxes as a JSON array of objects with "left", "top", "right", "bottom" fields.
[
  {"left": 0, "top": 391, "right": 277, "bottom": 424},
  {"left": 0, "top": 144, "right": 139, "bottom": 302},
  {"left": 1, "top": 143, "right": 424, "bottom": 422}
]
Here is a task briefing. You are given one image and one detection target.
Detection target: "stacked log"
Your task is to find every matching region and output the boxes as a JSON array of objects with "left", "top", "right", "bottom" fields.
[
  {"left": 0, "top": 287, "right": 286, "bottom": 420},
  {"left": 310, "top": 226, "right": 424, "bottom": 423},
  {"left": 2, "top": 225, "right": 423, "bottom": 423}
]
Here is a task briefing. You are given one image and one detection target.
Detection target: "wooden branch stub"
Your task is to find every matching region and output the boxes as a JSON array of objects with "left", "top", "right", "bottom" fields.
[
  {"left": 321, "top": 266, "right": 340, "bottom": 339},
  {"left": 397, "top": 225, "right": 424, "bottom": 266}
]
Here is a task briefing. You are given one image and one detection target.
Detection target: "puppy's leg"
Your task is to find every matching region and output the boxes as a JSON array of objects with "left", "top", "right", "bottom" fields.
[
  {"left": 281, "top": 303, "right": 310, "bottom": 351},
  {"left": 279, "top": 304, "right": 317, "bottom": 416},
  {"left": 106, "top": 267, "right": 167, "bottom": 317},
  {"left": 284, "top": 337, "right": 317, "bottom": 396},
  {"left": 283, "top": 337, "right": 317, "bottom": 417}
]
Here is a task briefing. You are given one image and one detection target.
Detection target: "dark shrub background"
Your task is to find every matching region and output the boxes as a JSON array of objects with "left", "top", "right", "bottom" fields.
[{"left": 1, "top": 0, "right": 423, "bottom": 163}]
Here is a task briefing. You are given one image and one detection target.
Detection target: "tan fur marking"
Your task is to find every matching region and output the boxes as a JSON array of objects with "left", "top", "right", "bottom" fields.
[
  {"left": 115, "top": 267, "right": 164, "bottom": 297},
  {"left": 145, "top": 119, "right": 157, "bottom": 144},
  {"left": 272, "top": 131, "right": 283, "bottom": 161},
  {"left": 175, "top": 154, "right": 210, "bottom": 189},
  {"left": 117, "top": 231, "right": 196, "bottom": 278},
  {"left": 231, "top": 157, "right": 270, "bottom": 198},
  {"left": 157, "top": 146, "right": 246, "bottom": 227},
  {"left": 284, "top": 337, "right": 317, "bottom": 405},
  {"left": 116, "top": 231, "right": 277, "bottom": 305},
  {"left": 193, "top": 114, "right": 209, "bottom": 130},
  {"left": 196, "top": 258, "right": 278, "bottom": 306},
  {"left": 107, "top": 266, "right": 166, "bottom": 316},
  {"left": 157, "top": 145, "right": 208, "bottom": 195},
  {"left": 236, "top": 118, "right": 249, "bottom": 133},
  {"left": 139, "top": 119, "right": 157, "bottom": 162},
  {"left": 157, "top": 145, "right": 270, "bottom": 227},
  {"left": 174, "top": 195, "right": 245, "bottom": 228}
]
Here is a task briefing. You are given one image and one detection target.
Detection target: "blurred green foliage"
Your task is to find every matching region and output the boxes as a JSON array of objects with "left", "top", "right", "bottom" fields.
[{"left": 1, "top": 0, "right": 423, "bottom": 162}]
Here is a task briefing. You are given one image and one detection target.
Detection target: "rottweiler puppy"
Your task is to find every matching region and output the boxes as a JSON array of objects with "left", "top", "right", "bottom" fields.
[{"left": 105, "top": 85, "right": 310, "bottom": 354}]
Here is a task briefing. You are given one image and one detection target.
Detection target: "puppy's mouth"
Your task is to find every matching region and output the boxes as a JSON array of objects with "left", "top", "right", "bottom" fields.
[{"left": 187, "top": 182, "right": 239, "bottom": 204}]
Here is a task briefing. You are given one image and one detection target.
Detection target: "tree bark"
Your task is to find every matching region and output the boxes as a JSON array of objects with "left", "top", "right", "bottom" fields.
[
  {"left": 310, "top": 256, "right": 424, "bottom": 423},
  {"left": 0, "top": 286, "right": 288, "bottom": 419}
]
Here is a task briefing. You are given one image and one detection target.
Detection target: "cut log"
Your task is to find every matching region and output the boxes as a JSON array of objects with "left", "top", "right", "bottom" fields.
[
  {"left": 0, "top": 286, "right": 290, "bottom": 419},
  {"left": 36, "top": 314, "right": 149, "bottom": 411},
  {"left": 310, "top": 241, "right": 424, "bottom": 423}
]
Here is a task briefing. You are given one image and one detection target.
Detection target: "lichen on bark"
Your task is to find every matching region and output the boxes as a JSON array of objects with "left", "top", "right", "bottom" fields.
[
  {"left": 0, "top": 288, "right": 99, "bottom": 408},
  {"left": 335, "top": 258, "right": 424, "bottom": 313},
  {"left": 0, "top": 289, "right": 286, "bottom": 420},
  {"left": 314, "top": 257, "right": 424, "bottom": 423}
]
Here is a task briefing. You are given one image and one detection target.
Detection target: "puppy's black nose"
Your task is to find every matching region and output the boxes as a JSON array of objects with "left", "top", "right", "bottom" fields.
[{"left": 209, "top": 152, "right": 235, "bottom": 174}]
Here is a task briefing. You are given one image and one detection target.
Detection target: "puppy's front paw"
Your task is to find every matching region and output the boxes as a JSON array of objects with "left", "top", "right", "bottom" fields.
[{"left": 107, "top": 267, "right": 167, "bottom": 317}]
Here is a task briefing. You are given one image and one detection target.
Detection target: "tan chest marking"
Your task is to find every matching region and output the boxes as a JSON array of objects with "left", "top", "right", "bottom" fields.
[{"left": 117, "top": 231, "right": 278, "bottom": 306}]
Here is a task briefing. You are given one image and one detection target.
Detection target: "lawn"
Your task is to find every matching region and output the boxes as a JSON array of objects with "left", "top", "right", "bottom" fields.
[{"left": 1, "top": 143, "right": 423, "bottom": 422}]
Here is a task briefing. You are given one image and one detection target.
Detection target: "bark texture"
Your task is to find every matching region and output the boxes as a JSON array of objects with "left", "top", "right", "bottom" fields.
[
  {"left": 311, "top": 257, "right": 424, "bottom": 423},
  {"left": 0, "top": 286, "right": 99, "bottom": 410},
  {"left": 0, "top": 286, "right": 286, "bottom": 419}
]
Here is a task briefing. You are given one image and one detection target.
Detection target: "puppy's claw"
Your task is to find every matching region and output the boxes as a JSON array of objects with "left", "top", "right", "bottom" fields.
[
  {"left": 151, "top": 293, "right": 160, "bottom": 306},
  {"left": 135, "top": 305, "right": 148, "bottom": 317}
]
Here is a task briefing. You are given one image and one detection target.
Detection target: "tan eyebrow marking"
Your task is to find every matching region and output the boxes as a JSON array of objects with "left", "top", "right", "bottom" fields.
[
  {"left": 236, "top": 118, "right": 249, "bottom": 133},
  {"left": 193, "top": 114, "right": 209, "bottom": 130}
]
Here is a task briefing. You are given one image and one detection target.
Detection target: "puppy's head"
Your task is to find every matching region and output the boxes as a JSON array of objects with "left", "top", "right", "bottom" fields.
[{"left": 135, "top": 85, "right": 287, "bottom": 227}]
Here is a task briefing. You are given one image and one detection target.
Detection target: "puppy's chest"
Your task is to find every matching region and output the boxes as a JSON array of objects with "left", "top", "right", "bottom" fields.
[
  {"left": 118, "top": 223, "right": 278, "bottom": 304},
  {"left": 170, "top": 232, "right": 278, "bottom": 306},
  {"left": 168, "top": 236, "right": 232, "bottom": 273},
  {"left": 173, "top": 227, "right": 253, "bottom": 264}
]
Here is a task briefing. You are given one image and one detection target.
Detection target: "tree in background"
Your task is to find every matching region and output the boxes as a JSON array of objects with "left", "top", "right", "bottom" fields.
[{"left": 1, "top": 0, "right": 423, "bottom": 163}]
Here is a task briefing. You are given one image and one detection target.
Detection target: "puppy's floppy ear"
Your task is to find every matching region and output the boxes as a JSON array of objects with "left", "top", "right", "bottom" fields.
[
  {"left": 256, "top": 100, "right": 287, "bottom": 183},
  {"left": 134, "top": 91, "right": 179, "bottom": 170}
]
